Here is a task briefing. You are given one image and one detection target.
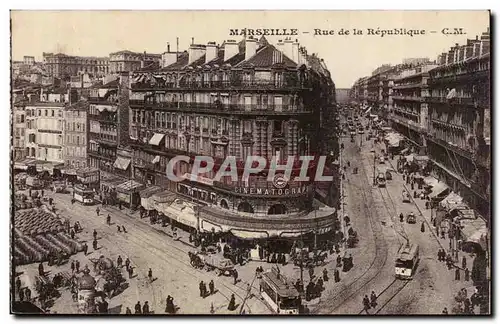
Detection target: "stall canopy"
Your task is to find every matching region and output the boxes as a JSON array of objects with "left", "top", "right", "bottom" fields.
[
  {"left": 424, "top": 176, "right": 450, "bottom": 198},
  {"left": 116, "top": 180, "right": 144, "bottom": 193},
  {"left": 440, "top": 192, "right": 466, "bottom": 211},
  {"left": 149, "top": 133, "right": 165, "bottom": 146},
  {"left": 14, "top": 159, "right": 37, "bottom": 171},
  {"left": 458, "top": 215, "right": 488, "bottom": 249},
  {"left": 156, "top": 198, "right": 199, "bottom": 229},
  {"left": 385, "top": 132, "right": 404, "bottom": 147},
  {"left": 113, "top": 157, "right": 131, "bottom": 170},
  {"left": 139, "top": 186, "right": 163, "bottom": 210}
]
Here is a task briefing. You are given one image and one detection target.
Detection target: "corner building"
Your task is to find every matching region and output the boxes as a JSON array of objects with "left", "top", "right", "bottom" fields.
[{"left": 129, "top": 37, "right": 337, "bottom": 242}]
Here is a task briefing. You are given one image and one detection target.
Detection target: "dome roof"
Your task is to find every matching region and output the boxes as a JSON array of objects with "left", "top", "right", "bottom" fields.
[{"left": 78, "top": 274, "right": 96, "bottom": 290}]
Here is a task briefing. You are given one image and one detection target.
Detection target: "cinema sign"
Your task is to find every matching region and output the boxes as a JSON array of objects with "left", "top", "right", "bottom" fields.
[{"left": 234, "top": 186, "right": 310, "bottom": 196}]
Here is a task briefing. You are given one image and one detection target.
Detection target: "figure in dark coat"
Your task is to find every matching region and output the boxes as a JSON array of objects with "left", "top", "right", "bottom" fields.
[
  {"left": 455, "top": 268, "right": 461, "bottom": 280},
  {"left": 465, "top": 268, "right": 470, "bottom": 281},
  {"left": 228, "top": 294, "right": 236, "bottom": 311},
  {"left": 142, "top": 301, "right": 150, "bottom": 314},
  {"left": 135, "top": 301, "right": 142, "bottom": 314},
  {"left": 421, "top": 222, "right": 425, "bottom": 233}
]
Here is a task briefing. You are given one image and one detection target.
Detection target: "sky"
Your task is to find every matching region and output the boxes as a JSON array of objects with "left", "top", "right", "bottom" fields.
[{"left": 11, "top": 10, "right": 490, "bottom": 88}]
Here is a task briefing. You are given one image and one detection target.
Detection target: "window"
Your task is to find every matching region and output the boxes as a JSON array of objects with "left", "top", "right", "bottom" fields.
[
  {"left": 274, "top": 96, "right": 283, "bottom": 112},
  {"left": 38, "top": 110, "right": 41, "bottom": 116},
  {"left": 243, "top": 120, "right": 252, "bottom": 133},
  {"left": 20, "top": 115, "right": 24, "bottom": 123},
  {"left": 274, "top": 120, "right": 283, "bottom": 133},
  {"left": 45, "top": 110, "right": 48, "bottom": 116},
  {"left": 51, "top": 110, "right": 55, "bottom": 117},
  {"left": 77, "top": 136, "right": 80, "bottom": 145}
]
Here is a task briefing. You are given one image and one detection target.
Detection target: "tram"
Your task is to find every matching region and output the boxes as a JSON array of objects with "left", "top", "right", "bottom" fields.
[
  {"left": 260, "top": 267, "right": 301, "bottom": 314},
  {"left": 395, "top": 243, "right": 420, "bottom": 279},
  {"left": 73, "top": 184, "right": 95, "bottom": 205}
]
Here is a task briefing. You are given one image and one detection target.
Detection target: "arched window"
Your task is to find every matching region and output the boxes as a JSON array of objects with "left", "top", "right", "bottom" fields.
[
  {"left": 268, "top": 204, "right": 287, "bottom": 215},
  {"left": 220, "top": 199, "right": 229, "bottom": 209},
  {"left": 237, "top": 201, "right": 254, "bottom": 213},
  {"left": 30, "top": 147, "right": 35, "bottom": 157}
]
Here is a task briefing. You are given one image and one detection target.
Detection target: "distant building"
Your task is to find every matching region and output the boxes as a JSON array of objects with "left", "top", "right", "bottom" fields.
[
  {"left": 42, "top": 53, "right": 109, "bottom": 78},
  {"left": 335, "top": 88, "right": 351, "bottom": 104},
  {"left": 23, "top": 56, "right": 35, "bottom": 66},
  {"left": 63, "top": 100, "right": 88, "bottom": 168},
  {"left": 402, "top": 58, "right": 430, "bottom": 65},
  {"left": 109, "top": 50, "right": 162, "bottom": 73},
  {"left": 12, "top": 97, "right": 27, "bottom": 161}
]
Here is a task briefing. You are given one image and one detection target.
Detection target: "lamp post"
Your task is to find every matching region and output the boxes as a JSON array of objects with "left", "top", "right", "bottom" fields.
[{"left": 373, "top": 153, "right": 377, "bottom": 185}]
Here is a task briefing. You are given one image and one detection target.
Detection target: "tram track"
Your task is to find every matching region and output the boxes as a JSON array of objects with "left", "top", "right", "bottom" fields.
[
  {"left": 357, "top": 278, "right": 410, "bottom": 315},
  {"left": 312, "top": 139, "right": 389, "bottom": 314},
  {"left": 53, "top": 193, "right": 262, "bottom": 314}
]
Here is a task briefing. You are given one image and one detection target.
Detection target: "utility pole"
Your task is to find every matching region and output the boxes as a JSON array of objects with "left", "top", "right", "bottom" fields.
[{"left": 373, "top": 154, "right": 377, "bottom": 185}]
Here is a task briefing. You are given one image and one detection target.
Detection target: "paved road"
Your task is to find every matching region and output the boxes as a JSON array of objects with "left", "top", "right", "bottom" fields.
[{"left": 29, "top": 190, "right": 270, "bottom": 314}]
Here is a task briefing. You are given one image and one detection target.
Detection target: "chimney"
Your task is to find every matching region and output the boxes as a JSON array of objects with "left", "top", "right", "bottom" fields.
[
  {"left": 244, "top": 37, "right": 257, "bottom": 61},
  {"left": 206, "top": 42, "right": 218, "bottom": 63},
  {"left": 276, "top": 40, "right": 285, "bottom": 55},
  {"left": 282, "top": 38, "right": 294, "bottom": 62},
  {"left": 291, "top": 39, "right": 300, "bottom": 64},
  {"left": 188, "top": 44, "right": 206, "bottom": 65},
  {"left": 166, "top": 42, "right": 171, "bottom": 53},
  {"left": 223, "top": 40, "right": 239, "bottom": 62}
]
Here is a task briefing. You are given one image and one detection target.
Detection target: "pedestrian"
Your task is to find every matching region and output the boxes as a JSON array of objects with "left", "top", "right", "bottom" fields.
[
  {"left": 15, "top": 278, "right": 21, "bottom": 293},
  {"left": 308, "top": 266, "right": 314, "bottom": 280},
  {"left": 134, "top": 301, "right": 142, "bottom": 314},
  {"left": 71, "top": 260, "right": 75, "bottom": 273},
  {"left": 400, "top": 213, "right": 404, "bottom": 222},
  {"left": 334, "top": 268, "right": 340, "bottom": 282},
  {"left": 25, "top": 287, "right": 31, "bottom": 302},
  {"left": 323, "top": 268, "right": 329, "bottom": 282},
  {"left": 465, "top": 268, "right": 470, "bottom": 281},
  {"left": 442, "top": 307, "right": 448, "bottom": 314},
  {"left": 336, "top": 255, "right": 342, "bottom": 267},
  {"left": 75, "top": 260, "right": 80, "bottom": 273},
  {"left": 233, "top": 269, "right": 238, "bottom": 285},
  {"left": 41, "top": 189, "right": 44, "bottom": 197},
  {"left": 209, "top": 280, "right": 215, "bottom": 295},
  {"left": 117, "top": 255, "right": 123, "bottom": 268},
  {"left": 70, "top": 229, "right": 75, "bottom": 240},
  {"left": 125, "top": 258, "right": 131, "bottom": 271},
  {"left": 363, "top": 295, "right": 371, "bottom": 312},
  {"left": 38, "top": 262, "right": 45, "bottom": 276},
  {"left": 128, "top": 266, "right": 134, "bottom": 279},
  {"left": 19, "top": 288, "right": 24, "bottom": 301},
  {"left": 437, "top": 249, "right": 442, "bottom": 262},
  {"left": 199, "top": 281, "right": 205, "bottom": 297},
  {"left": 455, "top": 268, "right": 460, "bottom": 280},
  {"left": 93, "top": 229, "right": 97, "bottom": 240},
  {"left": 148, "top": 268, "right": 153, "bottom": 282},
  {"left": 125, "top": 307, "right": 132, "bottom": 314},
  {"left": 462, "top": 256, "right": 467, "bottom": 269},
  {"left": 96, "top": 207, "right": 100, "bottom": 217},
  {"left": 228, "top": 294, "right": 236, "bottom": 311},
  {"left": 117, "top": 225, "right": 121, "bottom": 233},
  {"left": 83, "top": 243, "right": 88, "bottom": 255},
  {"left": 464, "top": 298, "right": 471, "bottom": 313},
  {"left": 93, "top": 239, "right": 98, "bottom": 250},
  {"left": 122, "top": 225, "right": 127, "bottom": 233},
  {"left": 142, "top": 301, "right": 150, "bottom": 314},
  {"left": 106, "top": 214, "right": 111, "bottom": 226},
  {"left": 421, "top": 222, "right": 425, "bottom": 233},
  {"left": 165, "top": 295, "right": 175, "bottom": 314},
  {"left": 370, "top": 291, "right": 377, "bottom": 308}
]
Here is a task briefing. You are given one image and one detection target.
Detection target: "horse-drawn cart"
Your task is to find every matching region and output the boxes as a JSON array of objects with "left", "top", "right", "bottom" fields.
[{"left": 188, "top": 251, "right": 235, "bottom": 276}]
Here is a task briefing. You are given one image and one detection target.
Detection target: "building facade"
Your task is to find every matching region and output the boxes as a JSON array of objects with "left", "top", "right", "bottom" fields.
[
  {"left": 87, "top": 76, "right": 130, "bottom": 178},
  {"left": 43, "top": 53, "right": 109, "bottom": 78},
  {"left": 64, "top": 101, "right": 89, "bottom": 168},
  {"left": 109, "top": 51, "right": 162, "bottom": 73},
  {"left": 13, "top": 97, "right": 27, "bottom": 161},
  {"left": 25, "top": 102, "right": 65, "bottom": 164},
  {"left": 128, "top": 37, "right": 337, "bottom": 240},
  {"left": 426, "top": 29, "right": 490, "bottom": 219}
]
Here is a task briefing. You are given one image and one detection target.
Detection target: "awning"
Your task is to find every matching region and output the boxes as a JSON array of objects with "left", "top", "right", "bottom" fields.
[
  {"left": 157, "top": 199, "right": 199, "bottom": 229},
  {"left": 116, "top": 180, "right": 144, "bottom": 193},
  {"left": 139, "top": 186, "right": 163, "bottom": 198},
  {"left": 440, "top": 192, "right": 465, "bottom": 211},
  {"left": 231, "top": 230, "right": 269, "bottom": 240},
  {"left": 89, "top": 140, "right": 99, "bottom": 144},
  {"left": 459, "top": 217, "right": 488, "bottom": 248},
  {"left": 424, "top": 177, "right": 450, "bottom": 198},
  {"left": 149, "top": 133, "right": 165, "bottom": 146},
  {"left": 14, "top": 162, "right": 28, "bottom": 171},
  {"left": 152, "top": 155, "right": 160, "bottom": 164},
  {"left": 113, "top": 157, "right": 131, "bottom": 170}
]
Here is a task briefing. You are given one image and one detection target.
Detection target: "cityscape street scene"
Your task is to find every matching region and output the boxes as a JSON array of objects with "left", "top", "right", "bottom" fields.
[{"left": 10, "top": 11, "right": 491, "bottom": 315}]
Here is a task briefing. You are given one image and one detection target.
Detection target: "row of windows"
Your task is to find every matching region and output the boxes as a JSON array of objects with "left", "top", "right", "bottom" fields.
[
  {"left": 65, "top": 121, "right": 86, "bottom": 132},
  {"left": 15, "top": 128, "right": 25, "bottom": 137},
  {"left": 66, "top": 160, "right": 87, "bottom": 169},
  {"left": 66, "top": 146, "right": 86, "bottom": 157},
  {"left": 66, "top": 135, "right": 86, "bottom": 145},
  {"left": 26, "top": 109, "right": 64, "bottom": 118},
  {"left": 15, "top": 115, "right": 25, "bottom": 124}
]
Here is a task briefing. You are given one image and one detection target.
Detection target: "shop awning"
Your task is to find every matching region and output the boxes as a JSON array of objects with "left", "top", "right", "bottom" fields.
[
  {"left": 425, "top": 177, "right": 450, "bottom": 198},
  {"left": 139, "top": 186, "right": 163, "bottom": 198},
  {"left": 440, "top": 192, "right": 465, "bottom": 211},
  {"left": 116, "top": 180, "right": 144, "bottom": 193},
  {"left": 113, "top": 157, "right": 131, "bottom": 170},
  {"left": 156, "top": 199, "right": 199, "bottom": 229},
  {"left": 231, "top": 230, "right": 269, "bottom": 240},
  {"left": 152, "top": 155, "right": 160, "bottom": 164},
  {"left": 149, "top": 133, "right": 165, "bottom": 146},
  {"left": 459, "top": 217, "right": 488, "bottom": 247}
]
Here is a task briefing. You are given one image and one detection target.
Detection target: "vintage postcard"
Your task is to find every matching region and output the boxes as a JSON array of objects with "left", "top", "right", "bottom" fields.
[{"left": 10, "top": 10, "right": 491, "bottom": 315}]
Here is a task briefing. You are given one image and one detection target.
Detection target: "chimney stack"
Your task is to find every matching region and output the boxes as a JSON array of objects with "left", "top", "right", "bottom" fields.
[
  {"left": 244, "top": 37, "right": 257, "bottom": 61},
  {"left": 206, "top": 42, "right": 218, "bottom": 63},
  {"left": 291, "top": 39, "right": 300, "bottom": 64},
  {"left": 167, "top": 42, "right": 170, "bottom": 52},
  {"left": 192, "top": 37, "right": 194, "bottom": 45},
  {"left": 223, "top": 40, "right": 239, "bottom": 62},
  {"left": 282, "top": 38, "right": 294, "bottom": 62},
  {"left": 188, "top": 44, "right": 206, "bottom": 65}
]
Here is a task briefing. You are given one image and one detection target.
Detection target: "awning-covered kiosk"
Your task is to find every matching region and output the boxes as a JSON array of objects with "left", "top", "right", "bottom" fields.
[
  {"left": 424, "top": 176, "right": 450, "bottom": 200},
  {"left": 115, "top": 180, "right": 144, "bottom": 208},
  {"left": 455, "top": 209, "right": 488, "bottom": 251},
  {"left": 139, "top": 186, "right": 163, "bottom": 210},
  {"left": 14, "top": 159, "right": 37, "bottom": 173}
]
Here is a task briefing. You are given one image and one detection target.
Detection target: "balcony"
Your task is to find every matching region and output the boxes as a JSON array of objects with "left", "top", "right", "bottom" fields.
[
  {"left": 87, "top": 149, "right": 115, "bottom": 161},
  {"left": 427, "top": 134, "right": 474, "bottom": 161},
  {"left": 88, "top": 97, "right": 119, "bottom": 104},
  {"left": 89, "top": 132, "right": 118, "bottom": 146},
  {"left": 426, "top": 96, "right": 476, "bottom": 107},
  {"left": 131, "top": 78, "right": 312, "bottom": 91},
  {"left": 392, "top": 95, "right": 424, "bottom": 102},
  {"left": 129, "top": 101, "right": 311, "bottom": 116},
  {"left": 393, "top": 82, "right": 425, "bottom": 90},
  {"left": 89, "top": 113, "right": 118, "bottom": 124},
  {"left": 427, "top": 70, "right": 489, "bottom": 85}
]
